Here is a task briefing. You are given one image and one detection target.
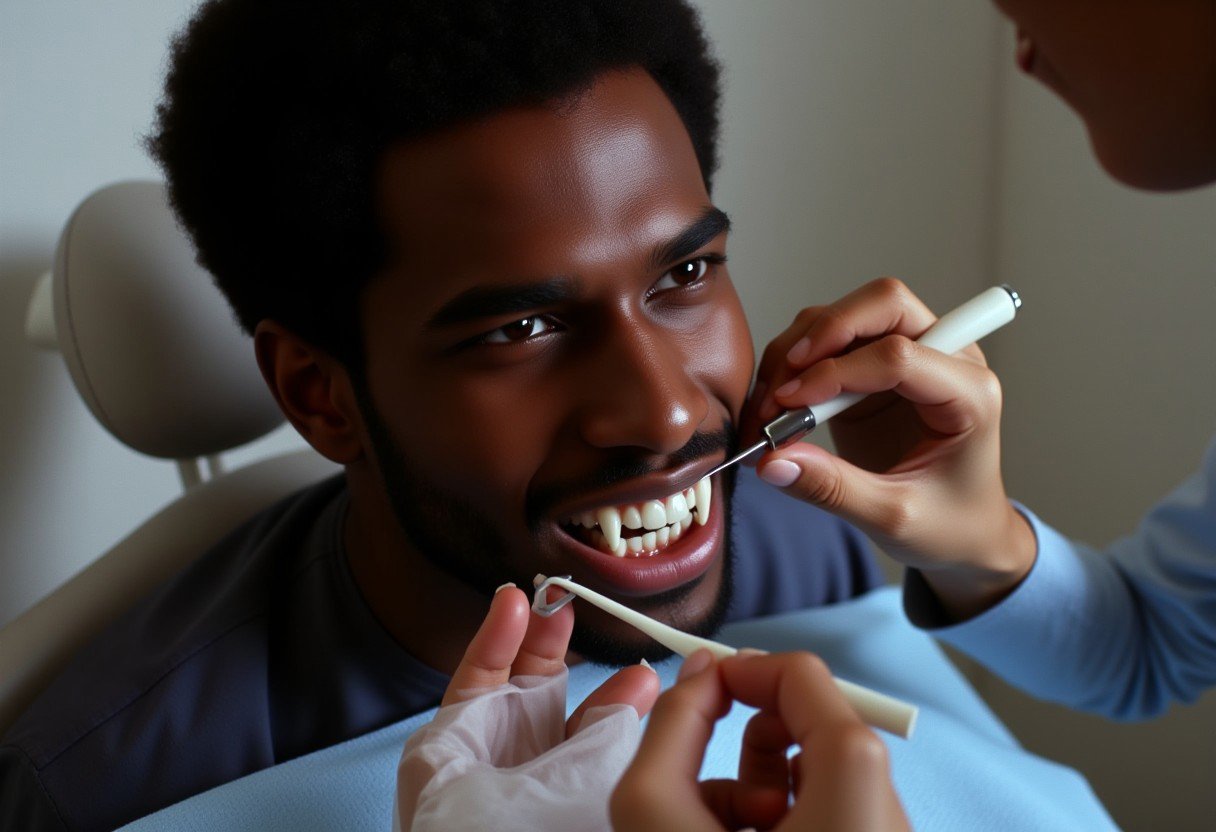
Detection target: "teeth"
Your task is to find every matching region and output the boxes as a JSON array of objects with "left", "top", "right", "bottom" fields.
[
  {"left": 694, "top": 478, "right": 712, "bottom": 526},
  {"left": 622, "top": 506, "right": 642, "bottom": 530},
  {"left": 567, "top": 475, "right": 713, "bottom": 556},
  {"left": 597, "top": 507, "right": 622, "bottom": 551},
  {"left": 641, "top": 500, "right": 666, "bottom": 530},
  {"left": 666, "top": 492, "right": 689, "bottom": 522}
]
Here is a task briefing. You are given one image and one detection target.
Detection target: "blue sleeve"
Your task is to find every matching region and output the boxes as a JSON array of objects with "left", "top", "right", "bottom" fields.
[
  {"left": 728, "top": 467, "right": 884, "bottom": 623},
  {"left": 0, "top": 746, "right": 67, "bottom": 832},
  {"left": 904, "top": 436, "right": 1216, "bottom": 720}
]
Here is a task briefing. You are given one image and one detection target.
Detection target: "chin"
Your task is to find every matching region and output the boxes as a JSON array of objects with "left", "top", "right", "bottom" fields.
[
  {"left": 1092, "top": 133, "right": 1216, "bottom": 193},
  {"left": 565, "top": 547, "right": 733, "bottom": 667}
]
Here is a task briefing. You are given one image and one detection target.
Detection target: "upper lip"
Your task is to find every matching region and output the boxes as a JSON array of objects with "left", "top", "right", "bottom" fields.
[{"left": 548, "top": 455, "right": 724, "bottom": 523}]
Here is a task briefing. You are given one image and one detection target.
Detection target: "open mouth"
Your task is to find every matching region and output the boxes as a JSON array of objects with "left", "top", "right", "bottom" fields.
[
  {"left": 1015, "top": 28, "right": 1036, "bottom": 74},
  {"left": 561, "top": 475, "right": 712, "bottom": 558}
]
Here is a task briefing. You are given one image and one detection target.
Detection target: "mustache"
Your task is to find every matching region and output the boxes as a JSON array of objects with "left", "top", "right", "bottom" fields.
[{"left": 526, "top": 428, "right": 737, "bottom": 529}]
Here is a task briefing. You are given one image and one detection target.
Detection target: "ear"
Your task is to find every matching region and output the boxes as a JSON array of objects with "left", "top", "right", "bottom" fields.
[{"left": 253, "top": 320, "right": 364, "bottom": 464}]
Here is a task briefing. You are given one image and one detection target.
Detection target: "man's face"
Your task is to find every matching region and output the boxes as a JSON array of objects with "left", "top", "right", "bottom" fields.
[
  {"left": 994, "top": 0, "right": 1216, "bottom": 190},
  {"left": 357, "top": 69, "right": 754, "bottom": 662}
]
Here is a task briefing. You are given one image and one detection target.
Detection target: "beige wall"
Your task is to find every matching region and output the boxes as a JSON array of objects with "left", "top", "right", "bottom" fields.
[{"left": 698, "top": 0, "right": 1001, "bottom": 357}]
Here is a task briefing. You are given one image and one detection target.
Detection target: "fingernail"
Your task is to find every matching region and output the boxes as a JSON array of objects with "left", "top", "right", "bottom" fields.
[
  {"left": 677, "top": 648, "right": 714, "bottom": 681},
  {"left": 787, "top": 337, "right": 812, "bottom": 365},
  {"left": 759, "top": 459, "right": 800, "bottom": 487},
  {"left": 774, "top": 378, "right": 801, "bottom": 399},
  {"left": 494, "top": 582, "right": 516, "bottom": 594},
  {"left": 638, "top": 657, "right": 655, "bottom": 672},
  {"left": 736, "top": 647, "right": 769, "bottom": 657}
]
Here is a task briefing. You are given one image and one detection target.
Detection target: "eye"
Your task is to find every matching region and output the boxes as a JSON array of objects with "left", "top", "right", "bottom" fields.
[
  {"left": 652, "top": 255, "right": 721, "bottom": 293},
  {"left": 481, "top": 315, "right": 557, "bottom": 345}
]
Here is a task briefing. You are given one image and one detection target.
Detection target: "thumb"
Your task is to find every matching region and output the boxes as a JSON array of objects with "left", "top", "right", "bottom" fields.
[
  {"left": 566, "top": 662, "right": 661, "bottom": 737},
  {"left": 755, "top": 442, "right": 899, "bottom": 535}
]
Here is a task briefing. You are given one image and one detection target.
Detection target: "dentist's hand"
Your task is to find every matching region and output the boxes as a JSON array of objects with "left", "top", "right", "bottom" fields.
[
  {"left": 395, "top": 586, "right": 661, "bottom": 831},
  {"left": 611, "top": 649, "right": 909, "bottom": 832},
  {"left": 441, "top": 584, "right": 659, "bottom": 732},
  {"left": 739, "top": 278, "right": 1036, "bottom": 621}
]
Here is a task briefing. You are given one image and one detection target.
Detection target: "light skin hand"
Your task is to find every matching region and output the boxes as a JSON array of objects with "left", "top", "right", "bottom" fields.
[
  {"left": 611, "top": 649, "right": 910, "bottom": 831},
  {"left": 737, "top": 278, "right": 1037, "bottom": 621},
  {"left": 443, "top": 585, "right": 660, "bottom": 736}
]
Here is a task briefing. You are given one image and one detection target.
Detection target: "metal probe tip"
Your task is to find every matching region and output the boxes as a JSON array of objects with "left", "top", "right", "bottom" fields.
[{"left": 703, "top": 439, "right": 769, "bottom": 480}]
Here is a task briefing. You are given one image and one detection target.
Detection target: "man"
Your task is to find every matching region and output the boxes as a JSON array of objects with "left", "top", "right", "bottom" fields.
[{"left": 0, "top": 2, "right": 880, "bottom": 830}]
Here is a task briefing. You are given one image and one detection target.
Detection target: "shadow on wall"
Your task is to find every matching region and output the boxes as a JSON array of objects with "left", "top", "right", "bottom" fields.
[{"left": 0, "top": 254, "right": 61, "bottom": 591}]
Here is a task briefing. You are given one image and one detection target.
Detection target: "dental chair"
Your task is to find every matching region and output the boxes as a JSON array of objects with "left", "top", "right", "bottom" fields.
[{"left": 0, "top": 181, "right": 339, "bottom": 734}]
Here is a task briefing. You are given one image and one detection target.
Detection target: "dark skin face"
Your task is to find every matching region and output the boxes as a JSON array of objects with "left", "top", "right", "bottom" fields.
[
  {"left": 993, "top": 0, "right": 1216, "bottom": 190},
  {"left": 258, "top": 70, "right": 754, "bottom": 674}
]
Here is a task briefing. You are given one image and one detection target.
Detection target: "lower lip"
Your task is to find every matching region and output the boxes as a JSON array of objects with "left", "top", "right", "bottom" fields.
[
  {"left": 554, "top": 478, "right": 724, "bottom": 597},
  {"left": 1015, "top": 31, "right": 1036, "bottom": 74}
]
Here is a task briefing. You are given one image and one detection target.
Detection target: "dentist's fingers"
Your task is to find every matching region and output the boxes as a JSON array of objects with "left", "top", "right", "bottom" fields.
[
  {"left": 441, "top": 585, "right": 530, "bottom": 706},
  {"left": 756, "top": 335, "right": 1003, "bottom": 525},
  {"left": 782, "top": 278, "right": 941, "bottom": 373},
  {"left": 510, "top": 592, "right": 575, "bottom": 679},
  {"left": 695, "top": 709, "right": 796, "bottom": 830},
  {"left": 755, "top": 441, "right": 892, "bottom": 532},
  {"left": 610, "top": 650, "right": 731, "bottom": 831},
  {"left": 770, "top": 335, "right": 1001, "bottom": 439},
  {"left": 736, "top": 709, "right": 795, "bottom": 794},
  {"left": 717, "top": 653, "right": 857, "bottom": 740},
  {"left": 717, "top": 653, "right": 910, "bottom": 831},
  {"left": 741, "top": 278, "right": 942, "bottom": 441},
  {"left": 565, "top": 662, "right": 661, "bottom": 737}
]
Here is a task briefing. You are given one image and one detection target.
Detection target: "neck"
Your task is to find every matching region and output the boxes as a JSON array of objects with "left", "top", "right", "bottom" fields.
[{"left": 341, "top": 468, "right": 489, "bottom": 677}]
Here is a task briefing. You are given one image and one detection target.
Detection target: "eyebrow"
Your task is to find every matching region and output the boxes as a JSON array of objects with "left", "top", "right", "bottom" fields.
[
  {"left": 427, "top": 277, "right": 578, "bottom": 329},
  {"left": 649, "top": 206, "right": 732, "bottom": 270}
]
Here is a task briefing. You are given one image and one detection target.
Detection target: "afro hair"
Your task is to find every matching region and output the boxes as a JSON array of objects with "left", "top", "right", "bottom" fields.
[{"left": 147, "top": 0, "right": 723, "bottom": 370}]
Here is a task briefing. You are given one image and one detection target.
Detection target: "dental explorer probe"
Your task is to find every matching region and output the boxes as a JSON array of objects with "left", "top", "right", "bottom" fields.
[
  {"left": 704, "top": 284, "right": 1022, "bottom": 481},
  {"left": 532, "top": 574, "right": 919, "bottom": 739}
]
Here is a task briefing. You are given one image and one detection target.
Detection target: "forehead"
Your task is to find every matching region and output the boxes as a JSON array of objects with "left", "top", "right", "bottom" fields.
[{"left": 373, "top": 69, "right": 711, "bottom": 298}]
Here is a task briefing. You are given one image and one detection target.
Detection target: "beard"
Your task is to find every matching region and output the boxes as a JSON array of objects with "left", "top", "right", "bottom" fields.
[{"left": 353, "top": 379, "right": 740, "bottom": 666}]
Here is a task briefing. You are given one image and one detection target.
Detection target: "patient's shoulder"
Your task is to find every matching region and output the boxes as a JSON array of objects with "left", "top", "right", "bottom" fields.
[
  {"left": 0, "top": 475, "right": 347, "bottom": 831},
  {"left": 728, "top": 468, "right": 884, "bottom": 620}
]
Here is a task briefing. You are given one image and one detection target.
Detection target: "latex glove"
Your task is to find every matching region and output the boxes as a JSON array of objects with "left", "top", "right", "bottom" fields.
[
  {"left": 394, "top": 585, "right": 660, "bottom": 832},
  {"left": 738, "top": 278, "right": 1036, "bottom": 621},
  {"left": 611, "top": 649, "right": 910, "bottom": 832}
]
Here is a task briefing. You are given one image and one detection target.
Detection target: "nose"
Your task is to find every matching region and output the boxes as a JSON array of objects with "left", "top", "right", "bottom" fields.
[{"left": 575, "top": 316, "right": 709, "bottom": 454}]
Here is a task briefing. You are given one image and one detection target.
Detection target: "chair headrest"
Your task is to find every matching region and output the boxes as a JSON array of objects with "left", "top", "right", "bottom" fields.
[{"left": 53, "top": 180, "right": 284, "bottom": 459}]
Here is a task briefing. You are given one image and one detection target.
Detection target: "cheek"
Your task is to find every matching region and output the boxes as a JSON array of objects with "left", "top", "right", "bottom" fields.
[
  {"left": 695, "top": 286, "right": 754, "bottom": 422},
  {"left": 378, "top": 366, "right": 560, "bottom": 515}
]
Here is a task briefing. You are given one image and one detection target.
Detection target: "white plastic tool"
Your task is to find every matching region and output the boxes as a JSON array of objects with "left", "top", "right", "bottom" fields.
[{"left": 532, "top": 574, "right": 918, "bottom": 739}]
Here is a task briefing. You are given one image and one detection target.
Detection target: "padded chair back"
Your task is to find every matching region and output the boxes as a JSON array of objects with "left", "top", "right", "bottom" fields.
[
  {"left": 0, "top": 181, "right": 341, "bottom": 734},
  {"left": 52, "top": 180, "right": 284, "bottom": 458}
]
